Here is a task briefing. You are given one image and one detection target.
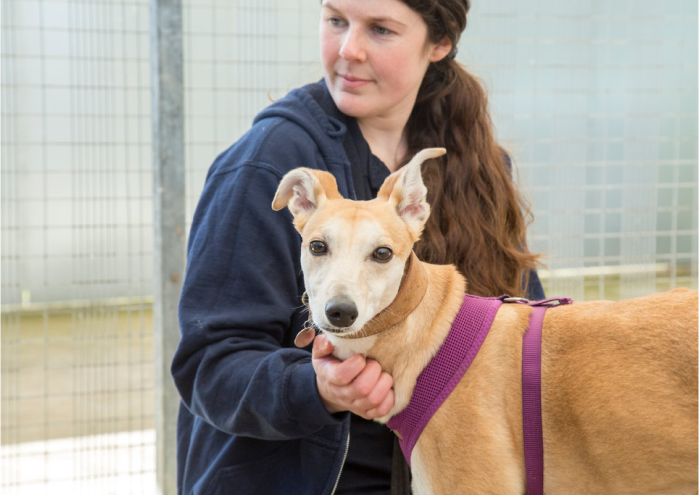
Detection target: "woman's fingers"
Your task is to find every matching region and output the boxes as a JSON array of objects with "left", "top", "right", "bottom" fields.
[
  {"left": 347, "top": 358, "right": 382, "bottom": 397},
  {"left": 332, "top": 354, "right": 368, "bottom": 387},
  {"left": 365, "top": 371, "right": 393, "bottom": 408},
  {"left": 313, "top": 335, "right": 365, "bottom": 386},
  {"left": 365, "top": 387, "right": 395, "bottom": 419},
  {"left": 354, "top": 371, "right": 394, "bottom": 419},
  {"left": 311, "top": 334, "right": 395, "bottom": 418}
]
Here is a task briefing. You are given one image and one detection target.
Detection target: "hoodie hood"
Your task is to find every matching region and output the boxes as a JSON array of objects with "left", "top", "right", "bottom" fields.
[{"left": 254, "top": 80, "right": 351, "bottom": 167}]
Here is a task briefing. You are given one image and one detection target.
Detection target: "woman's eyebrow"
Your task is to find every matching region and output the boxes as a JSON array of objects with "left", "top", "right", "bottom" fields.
[
  {"left": 368, "top": 16, "right": 407, "bottom": 28},
  {"left": 321, "top": 2, "right": 340, "bottom": 14},
  {"left": 322, "top": 2, "right": 408, "bottom": 28}
]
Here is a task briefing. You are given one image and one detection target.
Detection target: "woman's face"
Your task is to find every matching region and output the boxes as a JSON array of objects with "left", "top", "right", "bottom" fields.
[{"left": 319, "top": 0, "right": 450, "bottom": 125}]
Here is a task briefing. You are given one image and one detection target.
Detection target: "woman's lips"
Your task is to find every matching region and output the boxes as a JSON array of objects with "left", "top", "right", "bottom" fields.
[{"left": 338, "top": 73, "right": 371, "bottom": 88}]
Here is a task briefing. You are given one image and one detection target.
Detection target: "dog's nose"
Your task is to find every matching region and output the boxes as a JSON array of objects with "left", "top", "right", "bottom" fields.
[{"left": 325, "top": 298, "right": 358, "bottom": 328}]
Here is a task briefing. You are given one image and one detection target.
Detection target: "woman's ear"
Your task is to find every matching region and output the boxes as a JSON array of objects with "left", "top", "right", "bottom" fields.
[{"left": 429, "top": 36, "right": 453, "bottom": 63}]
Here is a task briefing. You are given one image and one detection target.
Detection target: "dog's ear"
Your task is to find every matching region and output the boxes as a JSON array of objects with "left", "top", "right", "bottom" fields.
[
  {"left": 378, "top": 148, "right": 446, "bottom": 237},
  {"left": 272, "top": 168, "right": 341, "bottom": 231}
]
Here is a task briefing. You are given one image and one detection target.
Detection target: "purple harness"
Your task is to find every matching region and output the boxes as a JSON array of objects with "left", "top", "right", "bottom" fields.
[{"left": 386, "top": 294, "right": 572, "bottom": 494}]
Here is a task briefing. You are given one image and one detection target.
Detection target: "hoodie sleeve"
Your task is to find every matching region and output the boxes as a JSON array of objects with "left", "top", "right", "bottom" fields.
[{"left": 172, "top": 157, "right": 344, "bottom": 440}]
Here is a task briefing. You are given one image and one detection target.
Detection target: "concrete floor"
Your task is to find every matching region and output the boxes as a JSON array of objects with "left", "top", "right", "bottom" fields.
[
  {"left": 1, "top": 429, "right": 156, "bottom": 495},
  {"left": 2, "top": 306, "right": 156, "bottom": 493}
]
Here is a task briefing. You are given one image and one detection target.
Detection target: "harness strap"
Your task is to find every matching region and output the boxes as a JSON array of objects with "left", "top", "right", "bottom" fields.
[
  {"left": 522, "top": 305, "right": 547, "bottom": 495},
  {"left": 386, "top": 294, "right": 503, "bottom": 467},
  {"left": 506, "top": 296, "right": 572, "bottom": 495}
]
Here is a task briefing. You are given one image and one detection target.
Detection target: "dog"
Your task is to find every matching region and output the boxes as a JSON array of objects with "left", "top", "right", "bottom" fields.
[{"left": 272, "top": 148, "right": 698, "bottom": 494}]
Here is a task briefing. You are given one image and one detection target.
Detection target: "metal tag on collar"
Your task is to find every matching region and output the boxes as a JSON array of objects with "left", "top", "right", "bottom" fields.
[{"left": 295, "top": 327, "right": 316, "bottom": 348}]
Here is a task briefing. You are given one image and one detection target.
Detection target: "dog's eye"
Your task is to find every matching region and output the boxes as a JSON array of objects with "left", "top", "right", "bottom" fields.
[
  {"left": 309, "top": 241, "right": 327, "bottom": 255},
  {"left": 372, "top": 247, "right": 393, "bottom": 262}
]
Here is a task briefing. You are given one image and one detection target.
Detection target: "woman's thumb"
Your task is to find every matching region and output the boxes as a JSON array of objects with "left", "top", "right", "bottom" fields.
[{"left": 312, "top": 333, "right": 334, "bottom": 359}]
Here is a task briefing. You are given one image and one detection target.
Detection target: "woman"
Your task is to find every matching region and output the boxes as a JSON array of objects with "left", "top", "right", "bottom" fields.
[{"left": 173, "top": 0, "right": 543, "bottom": 494}]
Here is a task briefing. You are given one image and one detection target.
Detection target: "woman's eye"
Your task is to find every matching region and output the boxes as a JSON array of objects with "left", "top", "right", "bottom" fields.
[
  {"left": 328, "top": 17, "right": 345, "bottom": 27},
  {"left": 373, "top": 25, "right": 392, "bottom": 36},
  {"left": 309, "top": 241, "right": 328, "bottom": 255},
  {"left": 372, "top": 247, "right": 393, "bottom": 262}
]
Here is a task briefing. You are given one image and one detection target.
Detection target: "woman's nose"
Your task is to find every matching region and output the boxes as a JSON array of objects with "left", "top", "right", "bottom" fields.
[{"left": 339, "top": 28, "right": 366, "bottom": 63}]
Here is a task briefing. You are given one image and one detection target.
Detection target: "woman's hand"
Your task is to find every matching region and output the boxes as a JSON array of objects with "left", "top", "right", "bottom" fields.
[{"left": 312, "top": 333, "right": 395, "bottom": 420}]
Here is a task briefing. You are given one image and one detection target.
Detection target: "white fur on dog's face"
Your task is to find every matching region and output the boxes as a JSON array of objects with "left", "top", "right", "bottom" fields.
[{"left": 301, "top": 203, "right": 409, "bottom": 336}]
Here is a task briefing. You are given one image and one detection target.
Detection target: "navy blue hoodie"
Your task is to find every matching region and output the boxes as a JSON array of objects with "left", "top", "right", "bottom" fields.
[
  {"left": 173, "top": 83, "right": 356, "bottom": 495},
  {"left": 173, "top": 81, "right": 545, "bottom": 495}
]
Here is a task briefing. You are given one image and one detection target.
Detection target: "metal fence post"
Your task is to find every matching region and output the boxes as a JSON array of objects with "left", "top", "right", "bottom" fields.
[{"left": 150, "top": 0, "right": 184, "bottom": 493}]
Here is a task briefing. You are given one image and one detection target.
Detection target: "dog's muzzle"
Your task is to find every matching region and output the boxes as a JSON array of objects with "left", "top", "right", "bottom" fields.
[{"left": 324, "top": 298, "right": 358, "bottom": 328}]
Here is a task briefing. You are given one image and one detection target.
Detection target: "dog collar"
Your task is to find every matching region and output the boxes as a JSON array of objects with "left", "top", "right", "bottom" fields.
[{"left": 337, "top": 250, "right": 429, "bottom": 340}]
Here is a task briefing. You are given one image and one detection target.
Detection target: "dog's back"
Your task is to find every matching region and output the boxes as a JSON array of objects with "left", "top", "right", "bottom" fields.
[
  {"left": 542, "top": 288, "right": 698, "bottom": 493},
  {"left": 415, "top": 288, "right": 698, "bottom": 494}
]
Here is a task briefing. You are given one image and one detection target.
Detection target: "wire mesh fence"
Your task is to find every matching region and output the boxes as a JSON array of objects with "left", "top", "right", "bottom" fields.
[
  {"left": 2, "top": 0, "right": 155, "bottom": 493},
  {"left": 1, "top": 0, "right": 697, "bottom": 494}
]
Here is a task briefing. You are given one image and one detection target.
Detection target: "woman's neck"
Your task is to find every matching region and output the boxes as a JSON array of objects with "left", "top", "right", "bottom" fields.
[{"left": 357, "top": 118, "right": 408, "bottom": 173}]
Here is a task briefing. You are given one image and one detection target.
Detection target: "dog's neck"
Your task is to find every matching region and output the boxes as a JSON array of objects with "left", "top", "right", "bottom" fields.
[{"left": 369, "top": 262, "right": 466, "bottom": 422}]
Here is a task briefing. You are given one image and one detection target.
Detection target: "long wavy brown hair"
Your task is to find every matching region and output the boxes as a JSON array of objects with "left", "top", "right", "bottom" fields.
[{"left": 401, "top": 0, "right": 540, "bottom": 297}]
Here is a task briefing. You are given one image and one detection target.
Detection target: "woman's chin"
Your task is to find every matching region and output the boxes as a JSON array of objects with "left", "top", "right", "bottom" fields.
[
  {"left": 336, "top": 101, "right": 371, "bottom": 119},
  {"left": 328, "top": 89, "right": 374, "bottom": 119}
]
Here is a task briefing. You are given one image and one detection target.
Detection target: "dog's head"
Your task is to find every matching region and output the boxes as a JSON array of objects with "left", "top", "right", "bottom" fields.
[{"left": 272, "top": 148, "right": 445, "bottom": 337}]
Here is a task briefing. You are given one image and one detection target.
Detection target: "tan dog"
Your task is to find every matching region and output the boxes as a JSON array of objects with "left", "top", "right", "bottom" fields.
[{"left": 272, "top": 148, "right": 698, "bottom": 494}]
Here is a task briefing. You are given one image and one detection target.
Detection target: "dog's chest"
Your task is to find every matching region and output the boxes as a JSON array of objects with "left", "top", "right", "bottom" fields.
[{"left": 327, "top": 333, "right": 377, "bottom": 361}]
